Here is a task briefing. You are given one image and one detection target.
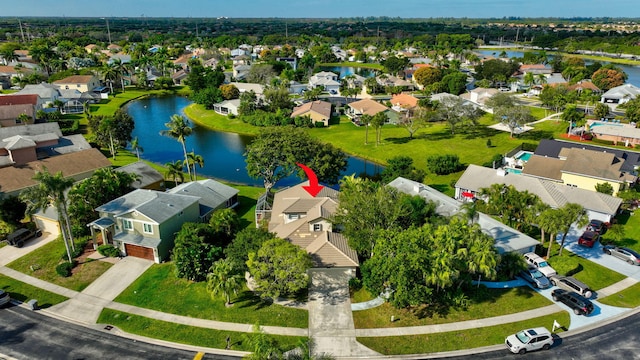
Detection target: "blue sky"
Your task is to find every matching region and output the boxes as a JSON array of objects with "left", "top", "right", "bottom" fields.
[{"left": 3, "top": 0, "right": 640, "bottom": 18}]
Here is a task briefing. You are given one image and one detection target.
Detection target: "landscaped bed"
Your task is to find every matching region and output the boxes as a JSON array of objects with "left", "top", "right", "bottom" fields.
[
  {"left": 6, "top": 237, "right": 113, "bottom": 292},
  {"left": 356, "top": 311, "right": 570, "bottom": 355},
  {"left": 98, "top": 309, "right": 304, "bottom": 352},
  {"left": 114, "top": 263, "right": 308, "bottom": 328},
  {"left": 353, "top": 287, "right": 552, "bottom": 329},
  {"left": 0, "top": 274, "right": 68, "bottom": 308}
]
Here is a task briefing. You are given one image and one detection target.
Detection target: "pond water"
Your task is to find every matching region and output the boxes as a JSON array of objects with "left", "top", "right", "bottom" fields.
[
  {"left": 475, "top": 50, "right": 640, "bottom": 87},
  {"left": 126, "top": 96, "right": 383, "bottom": 188}
]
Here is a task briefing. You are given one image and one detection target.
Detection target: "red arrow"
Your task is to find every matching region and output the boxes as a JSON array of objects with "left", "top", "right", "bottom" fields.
[{"left": 297, "top": 163, "right": 324, "bottom": 197}]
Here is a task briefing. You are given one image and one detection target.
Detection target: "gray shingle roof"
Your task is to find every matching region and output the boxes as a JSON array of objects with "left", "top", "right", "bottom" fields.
[
  {"left": 167, "top": 179, "right": 238, "bottom": 216},
  {"left": 96, "top": 189, "right": 200, "bottom": 223}
]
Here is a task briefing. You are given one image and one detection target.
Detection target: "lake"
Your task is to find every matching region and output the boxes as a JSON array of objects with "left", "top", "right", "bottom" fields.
[
  {"left": 475, "top": 50, "right": 640, "bottom": 87},
  {"left": 126, "top": 96, "right": 383, "bottom": 188}
]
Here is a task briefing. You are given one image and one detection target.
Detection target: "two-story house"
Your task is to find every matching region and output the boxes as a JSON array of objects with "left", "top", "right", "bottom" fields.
[
  {"left": 53, "top": 75, "right": 101, "bottom": 93},
  {"left": 88, "top": 179, "right": 239, "bottom": 263},
  {"left": 308, "top": 71, "right": 340, "bottom": 93},
  {"left": 267, "top": 182, "right": 359, "bottom": 274}
]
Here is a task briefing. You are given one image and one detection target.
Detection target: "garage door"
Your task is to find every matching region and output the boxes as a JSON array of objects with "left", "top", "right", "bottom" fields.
[
  {"left": 33, "top": 216, "right": 60, "bottom": 237},
  {"left": 124, "top": 243, "right": 155, "bottom": 261}
]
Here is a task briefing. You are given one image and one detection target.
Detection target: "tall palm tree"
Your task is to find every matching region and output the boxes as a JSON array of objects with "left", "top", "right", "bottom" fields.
[
  {"left": 164, "top": 160, "right": 185, "bottom": 185},
  {"left": 130, "top": 137, "right": 143, "bottom": 160},
  {"left": 186, "top": 151, "right": 204, "bottom": 181},
  {"left": 102, "top": 62, "right": 119, "bottom": 94},
  {"left": 360, "top": 114, "right": 372, "bottom": 145},
  {"left": 523, "top": 72, "right": 535, "bottom": 88},
  {"left": 19, "top": 168, "right": 75, "bottom": 263},
  {"left": 160, "top": 114, "right": 193, "bottom": 180},
  {"left": 206, "top": 258, "right": 243, "bottom": 307}
]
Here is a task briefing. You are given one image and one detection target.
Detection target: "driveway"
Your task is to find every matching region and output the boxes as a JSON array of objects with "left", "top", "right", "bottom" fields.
[
  {"left": 0, "top": 232, "right": 57, "bottom": 267},
  {"left": 47, "top": 256, "right": 153, "bottom": 324},
  {"left": 308, "top": 269, "right": 380, "bottom": 358}
]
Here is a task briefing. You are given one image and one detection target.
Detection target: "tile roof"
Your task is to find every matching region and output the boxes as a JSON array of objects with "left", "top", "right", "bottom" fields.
[
  {"left": 0, "top": 148, "right": 111, "bottom": 195},
  {"left": 0, "top": 94, "right": 39, "bottom": 106},
  {"left": 348, "top": 99, "right": 388, "bottom": 116},
  {"left": 291, "top": 100, "right": 332, "bottom": 119},
  {"left": 53, "top": 75, "right": 96, "bottom": 85},
  {"left": 390, "top": 93, "right": 419, "bottom": 108}
]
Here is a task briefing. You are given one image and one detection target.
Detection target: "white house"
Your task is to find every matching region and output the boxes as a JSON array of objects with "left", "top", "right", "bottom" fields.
[
  {"left": 309, "top": 71, "right": 340, "bottom": 93},
  {"left": 601, "top": 83, "right": 640, "bottom": 105}
]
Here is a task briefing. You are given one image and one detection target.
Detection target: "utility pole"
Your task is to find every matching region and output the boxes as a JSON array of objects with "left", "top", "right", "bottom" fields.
[
  {"left": 18, "top": 18, "right": 25, "bottom": 43},
  {"left": 102, "top": 17, "right": 112, "bottom": 44},
  {"left": 515, "top": 28, "right": 520, "bottom": 45}
]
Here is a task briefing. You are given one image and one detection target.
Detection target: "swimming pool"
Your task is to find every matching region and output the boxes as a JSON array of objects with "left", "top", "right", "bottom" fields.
[
  {"left": 515, "top": 151, "right": 533, "bottom": 162},
  {"left": 506, "top": 168, "right": 523, "bottom": 174},
  {"left": 590, "top": 121, "right": 624, "bottom": 128}
]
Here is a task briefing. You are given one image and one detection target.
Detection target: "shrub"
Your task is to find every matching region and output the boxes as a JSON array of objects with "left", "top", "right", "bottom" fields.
[
  {"left": 60, "top": 237, "right": 88, "bottom": 260},
  {"left": 97, "top": 244, "right": 121, "bottom": 257},
  {"left": 55, "top": 261, "right": 75, "bottom": 277},
  {"left": 591, "top": 138, "right": 615, "bottom": 146},
  {"left": 426, "top": 154, "right": 464, "bottom": 175},
  {"left": 314, "top": 121, "right": 325, "bottom": 128}
]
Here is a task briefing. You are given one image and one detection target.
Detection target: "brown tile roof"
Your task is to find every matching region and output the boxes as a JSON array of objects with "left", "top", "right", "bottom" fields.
[
  {"left": 520, "top": 64, "right": 547, "bottom": 70},
  {"left": 0, "top": 104, "right": 34, "bottom": 120},
  {"left": 0, "top": 66, "right": 24, "bottom": 75},
  {"left": 0, "top": 94, "right": 38, "bottom": 106},
  {"left": 291, "top": 100, "right": 332, "bottom": 119},
  {"left": 390, "top": 93, "right": 418, "bottom": 108},
  {"left": 53, "top": 75, "right": 96, "bottom": 85},
  {"left": 0, "top": 148, "right": 111, "bottom": 195},
  {"left": 348, "top": 99, "right": 388, "bottom": 116},
  {"left": 568, "top": 80, "right": 600, "bottom": 92}
]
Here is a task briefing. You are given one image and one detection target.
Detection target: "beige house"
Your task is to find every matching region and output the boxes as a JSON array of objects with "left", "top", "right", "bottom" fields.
[
  {"left": 290, "top": 100, "right": 332, "bottom": 127},
  {"left": 268, "top": 182, "right": 359, "bottom": 273},
  {"left": 0, "top": 94, "right": 40, "bottom": 127},
  {"left": 53, "top": 75, "right": 101, "bottom": 93}
]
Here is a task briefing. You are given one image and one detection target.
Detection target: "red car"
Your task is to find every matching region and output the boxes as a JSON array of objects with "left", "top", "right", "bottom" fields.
[{"left": 578, "top": 230, "right": 600, "bottom": 248}]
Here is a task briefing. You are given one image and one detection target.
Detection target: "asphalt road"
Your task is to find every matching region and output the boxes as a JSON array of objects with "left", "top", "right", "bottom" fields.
[
  {"left": 0, "top": 305, "right": 239, "bottom": 360},
  {"left": 442, "top": 310, "right": 640, "bottom": 360}
]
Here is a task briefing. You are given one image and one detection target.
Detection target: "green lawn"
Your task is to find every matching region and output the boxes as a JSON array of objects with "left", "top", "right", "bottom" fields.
[
  {"left": 6, "top": 237, "right": 113, "bottom": 292},
  {"left": 114, "top": 263, "right": 308, "bottom": 328},
  {"left": 98, "top": 309, "right": 304, "bottom": 352},
  {"left": 598, "top": 282, "right": 640, "bottom": 308},
  {"left": 546, "top": 250, "right": 626, "bottom": 290},
  {"left": 357, "top": 311, "right": 570, "bottom": 355},
  {"left": 601, "top": 210, "right": 640, "bottom": 253},
  {"left": 0, "top": 274, "right": 68, "bottom": 308},
  {"left": 353, "top": 287, "right": 552, "bottom": 329}
]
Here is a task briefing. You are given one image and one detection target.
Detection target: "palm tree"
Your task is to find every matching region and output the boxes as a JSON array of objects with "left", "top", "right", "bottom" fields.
[
  {"left": 164, "top": 160, "right": 185, "bottom": 185},
  {"left": 536, "top": 74, "right": 547, "bottom": 85},
  {"left": 19, "top": 168, "right": 75, "bottom": 263},
  {"left": 130, "top": 137, "right": 143, "bottom": 160},
  {"left": 206, "top": 258, "right": 243, "bottom": 307},
  {"left": 460, "top": 201, "right": 480, "bottom": 225},
  {"left": 523, "top": 72, "right": 535, "bottom": 88},
  {"left": 160, "top": 114, "right": 193, "bottom": 180},
  {"left": 186, "top": 152, "right": 204, "bottom": 181},
  {"left": 557, "top": 203, "right": 588, "bottom": 255},
  {"left": 102, "top": 62, "right": 119, "bottom": 94},
  {"left": 360, "top": 114, "right": 372, "bottom": 145}
]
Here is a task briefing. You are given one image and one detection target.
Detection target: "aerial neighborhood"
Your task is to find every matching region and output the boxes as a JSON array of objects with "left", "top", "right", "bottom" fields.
[{"left": 3, "top": 15, "right": 640, "bottom": 359}]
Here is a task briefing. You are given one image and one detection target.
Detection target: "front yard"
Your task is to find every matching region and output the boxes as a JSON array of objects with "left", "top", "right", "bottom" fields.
[
  {"left": 114, "top": 263, "right": 308, "bottom": 328},
  {"left": 0, "top": 274, "right": 68, "bottom": 308},
  {"left": 6, "top": 237, "right": 113, "bottom": 292},
  {"left": 353, "top": 287, "right": 552, "bottom": 329}
]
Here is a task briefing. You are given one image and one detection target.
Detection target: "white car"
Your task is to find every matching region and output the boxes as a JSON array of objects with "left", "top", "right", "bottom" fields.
[
  {"left": 523, "top": 252, "right": 557, "bottom": 277},
  {"left": 505, "top": 327, "right": 554, "bottom": 354}
]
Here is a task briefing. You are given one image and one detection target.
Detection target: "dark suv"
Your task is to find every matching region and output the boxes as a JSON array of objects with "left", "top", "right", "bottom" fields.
[
  {"left": 552, "top": 289, "right": 594, "bottom": 315},
  {"left": 5, "top": 228, "right": 42, "bottom": 248}
]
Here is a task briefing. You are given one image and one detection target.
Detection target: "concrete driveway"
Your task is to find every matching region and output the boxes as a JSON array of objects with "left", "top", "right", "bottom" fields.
[
  {"left": 308, "top": 268, "right": 380, "bottom": 358},
  {"left": 0, "top": 232, "right": 57, "bottom": 267},
  {"left": 47, "top": 256, "right": 153, "bottom": 324}
]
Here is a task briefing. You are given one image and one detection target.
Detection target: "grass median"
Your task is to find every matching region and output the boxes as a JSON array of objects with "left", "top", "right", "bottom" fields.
[
  {"left": 546, "top": 251, "right": 626, "bottom": 291},
  {"left": 357, "top": 311, "right": 570, "bottom": 355},
  {"left": 0, "top": 274, "right": 68, "bottom": 308},
  {"left": 98, "top": 309, "right": 304, "bottom": 352},
  {"left": 114, "top": 263, "right": 308, "bottom": 328},
  {"left": 598, "top": 281, "right": 640, "bottom": 308}
]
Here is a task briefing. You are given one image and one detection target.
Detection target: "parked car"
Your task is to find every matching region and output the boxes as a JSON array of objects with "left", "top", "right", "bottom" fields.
[
  {"left": 5, "top": 228, "right": 42, "bottom": 248},
  {"left": 505, "top": 327, "right": 554, "bottom": 354},
  {"left": 329, "top": 89, "right": 338, "bottom": 95},
  {"left": 578, "top": 230, "right": 600, "bottom": 248},
  {"left": 551, "top": 289, "right": 594, "bottom": 315},
  {"left": 519, "top": 267, "right": 551, "bottom": 289},
  {"left": 587, "top": 219, "right": 607, "bottom": 234},
  {"left": 523, "top": 252, "right": 557, "bottom": 277},
  {"left": 549, "top": 275, "right": 593, "bottom": 298},
  {"left": 0, "top": 289, "right": 10, "bottom": 307},
  {"left": 602, "top": 245, "right": 640, "bottom": 266}
]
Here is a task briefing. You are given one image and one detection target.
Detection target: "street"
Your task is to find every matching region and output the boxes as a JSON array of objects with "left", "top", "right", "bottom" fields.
[{"left": 0, "top": 305, "right": 239, "bottom": 360}]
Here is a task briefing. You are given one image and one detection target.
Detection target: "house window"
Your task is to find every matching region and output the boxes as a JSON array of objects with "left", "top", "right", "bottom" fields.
[
  {"left": 143, "top": 223, "right": 153, "bottom": 234},
  {"left": 288, "top": 213, "right": 299, "bottom": 221},
  {"left": 313, "top": 223, "right": 323, "bottom": 232},
  {"left": 122, "top": 219, "right": 133, "bottom": 231}
]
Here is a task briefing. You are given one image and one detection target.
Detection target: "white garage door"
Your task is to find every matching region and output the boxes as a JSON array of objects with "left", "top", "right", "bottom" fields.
[{"left": 33, "top": 216, "right": 61, "bottom": 237}]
